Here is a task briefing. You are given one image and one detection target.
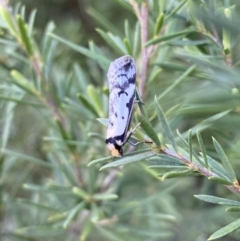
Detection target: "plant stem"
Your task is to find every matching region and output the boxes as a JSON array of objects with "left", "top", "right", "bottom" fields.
[
  {"left": 130, "top": 0, "right": 149, "bottom": 101},
  {"left": 139, "top": 1, "right": 149, "bottom": 101},
  {"left": 162, "top": 147, "right": 240, "bottom": 195}
]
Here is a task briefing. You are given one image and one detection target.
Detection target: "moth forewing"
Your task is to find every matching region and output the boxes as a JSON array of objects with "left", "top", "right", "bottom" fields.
[{"left": 105, "top": 55, "right": 136, "bottom": 157}]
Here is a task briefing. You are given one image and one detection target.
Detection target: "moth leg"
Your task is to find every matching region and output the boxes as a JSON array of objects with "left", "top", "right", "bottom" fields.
[
  {"left": 123, "top": 122, "right": 141, "bottom": 145},
  {"left": 134, "top": 99, "right": 144, "bottom": 105},
  {"left": 127, "top": 123, "right": 153, "bottom": 147},
  {"left": 129, "top": 122, "right": 141, "bottom": 132},
  {"left": 127, "top": 139, "right": 142, "bottom": 146}
]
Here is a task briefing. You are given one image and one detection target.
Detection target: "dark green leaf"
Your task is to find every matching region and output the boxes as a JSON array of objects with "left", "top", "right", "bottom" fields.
[
  {"left": 87, "top": 85, "right": 104, "bottom": 116},
  {"left": 2, "top": 149, "right": 53, "bottom": 168},
  {"left": 212, "top": 137, "right": 236, "bottom": 182},
  {"left": 17, "top": 15, "right": 33, "bottom": 55},
  {"left": 136, "top": 113, "right": 160, "bottom": 146},
  {"left": 49, "top": 33, "right": 110, "bottom": 68},
  {"left": 96, "top": 28, "right": 126, "bottom": 55},
  {"left": 28, "top": 8, "right": 37, "bottom": 36},
  {"left": 63, "top": 202, "right": 86, "bottom": 228},
  {"left": 124, "top": 20, "right": 131, "bottom": 46},
  {"left": 208, "top": 176, "right": 233, "bottom": 185},
  {"left": 97, "top": 118, "right": 108, "bottom": 127},
  {"left": 197, "top": 130, "right": 208, "bottom": 168},
  {"left": 10, "top": 70, "right": 40, "bottom": 97},
  {"left": 100, "top": 151, "right": 155, "bottom": 170},
  {"left": 87, "top": 7, "right": 118, "bottom": 35},
  {"left": 88, "top": 155, "right": 115, "bottom": 167},
  {"left": 176, "top": 129, "right": 204, "bottom": 165},
  {"left": 154, "top": 96, "right": 177, "bottom": 151},
  {"left": 17, "top": 198, "right": 57, "bottom": 211},
  {"left": 194, "top": 195, "right": 240, "bottom": 206},
  {"left": 188, "top": 129, "right": 193, "bottom": 162},
  {"left": 135, "top": 88, "right": 146, "bottom": 116},
  {"left": 161, "top": 169, "right": 194, "bottom": 180},
  {"left": 80, "top": 216, "right": 93, "bottom": 241},
  {"left": 124, "top": 38, "right": 132, "bottom": 55},
  {"left": 133, "top": 22, "right": 140, "bottom": 57},
  {"left": 145, "top": 29, "right": 196, "bottom": 47},
  {"left": 78, "top": 94, "right": 99, "bottom": 117},
  {"left": 147, "top": 154, "right": 184, "bottom": 166},
  {"left": 208, "top": 218, "right": 240, "bottom": 240},
  {"left": 154, "top": 12, "right": 164, "bottom": 36},
  {"left": 93, "top": 193, "right": 118, "bottom": 200},
  {"left": 165, "top": 0, "right": 188, "bottom": 21},
  {"left": 13, "top": 226, "right": 65, "bottom": 238},
  {"left": 156, "top": 65, "right": 195, "bottom": 101},
  {"left": 0, "top": 7, "right": 18, "bottom": 36},
  {"left": 226, "top": 207, "right": 240, "bottom": 212},
  {"left": 72, "top": 187, "right": 89, "bottom": 199}
]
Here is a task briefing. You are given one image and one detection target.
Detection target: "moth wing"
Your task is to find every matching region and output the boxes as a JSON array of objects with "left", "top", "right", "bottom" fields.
[
  {"left": 106, "top": 55, "right": 136, "bottom": 156},
  {"left": 106, "top": 87, "right": 134, "bottom": 141}
]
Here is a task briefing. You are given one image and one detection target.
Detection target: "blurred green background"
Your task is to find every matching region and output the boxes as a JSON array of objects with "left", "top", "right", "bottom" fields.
[{"left": 1, "top": 0, "right": 240, "bottom": 240}]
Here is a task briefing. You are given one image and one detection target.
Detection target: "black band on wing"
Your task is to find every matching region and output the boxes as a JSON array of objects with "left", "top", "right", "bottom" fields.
[{"left": 116, "top": 73, "right": 136, "bottom": 85}]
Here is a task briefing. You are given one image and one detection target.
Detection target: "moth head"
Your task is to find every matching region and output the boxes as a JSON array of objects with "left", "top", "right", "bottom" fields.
[
  {"left": 106, "top": 138, "right": 123, "bottom": 157},
  {"left": 111, "top": 148, "right": 122, "bottom": 157}
]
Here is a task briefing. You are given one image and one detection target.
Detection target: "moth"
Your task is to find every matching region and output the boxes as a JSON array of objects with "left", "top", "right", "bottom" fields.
[{"left": 105, "top": 55, "right": 137, "bottom": 157}]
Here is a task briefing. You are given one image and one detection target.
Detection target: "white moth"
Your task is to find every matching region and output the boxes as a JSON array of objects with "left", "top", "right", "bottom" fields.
[{"left": 106, "top": 55, "right": 136, "bottom": 157}]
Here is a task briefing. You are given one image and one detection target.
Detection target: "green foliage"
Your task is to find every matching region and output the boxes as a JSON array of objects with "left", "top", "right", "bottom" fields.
[{"left": 1, "top": 0, "right": 240, "bottom": 240}]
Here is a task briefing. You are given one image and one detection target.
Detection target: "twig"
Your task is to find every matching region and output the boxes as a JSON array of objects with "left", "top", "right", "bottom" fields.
[
  {"left": 129, "top": 0, "right": 141, "bottom": 20},
  {"left": 161, "top": 147, "right": 240, "bottom": 194},
  {"left": 100, "top": 169, "right": 120, "bottom": 192},
  {"left": 0, "top": 0, "right": 9, "bottom": 9},
  {"left": 31, "top": 56, "right": 42, "bottom": 80},
  {"left": 46, "top": 89, "right": 67, "bottom": 129},
  {"left": 129, "top": 0, "right": 149, "bottom": 101},
  {"left": 139, "top": 1, "right": 149, "bottom": 100}
]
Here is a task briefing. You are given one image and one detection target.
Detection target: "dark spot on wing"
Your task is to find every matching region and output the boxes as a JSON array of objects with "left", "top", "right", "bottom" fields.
[
  {"left": 128, "top": 73, "right": 136, "bottom": 84},
  {"left": 122, "top": 116, "right": 124, "bottom": 119},
  {"left": 124, "top": 62, "right": 131, "bottom": 72},
  {"left": 115, "top": 113, "right": 117, "bottom": 117},
  {"left": 126, "top": 93, "right": 135, "bottom": 111}
]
